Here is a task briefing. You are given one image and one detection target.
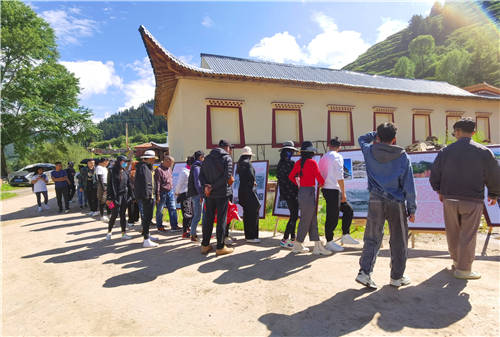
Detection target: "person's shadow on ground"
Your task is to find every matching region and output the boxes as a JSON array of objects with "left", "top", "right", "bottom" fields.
[
  {"left": 198, "top": 247, "right": 318, "bottom": 284},
  {"left": 259, "top": 269, "right": 470, "bottom": 336}
]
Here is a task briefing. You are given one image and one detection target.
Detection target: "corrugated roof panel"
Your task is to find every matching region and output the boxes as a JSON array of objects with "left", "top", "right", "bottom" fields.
[{"left": 200, "top": 54, "right": 476, "bottom": 97}]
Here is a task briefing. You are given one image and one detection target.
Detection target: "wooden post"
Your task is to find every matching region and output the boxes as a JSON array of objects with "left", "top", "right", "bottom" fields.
[
  {"left": 481, "top": 226, "right": 493, "bottom": 256},
  {"left": 273, "top": 217, "right": 280, "bottom": 237}
]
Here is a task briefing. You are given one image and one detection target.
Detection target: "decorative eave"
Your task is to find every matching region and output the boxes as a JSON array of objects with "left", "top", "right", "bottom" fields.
[
  {"left": 272, "top": 102, "right": 304, "bottom": 110},
  {"left": 446, "top": 110, "right": 465, "bottom": 116},
  {"left": 205, "top": 98, "right": 244, "bottom": 107},
  {"left": 373, "top": 106, "right": 396, "bottom": 113},
  {"left": 412, "top": 108, "right": 433, "bottom": 115},
  {"left": 139, "top": 26, "right": 500, "bottom": 117},
  {"left": 463, "top": 83, "right": 500, "bottom": 96},
  {"left": 475, "top": 111, "right": 493, "bottom": 117},
  {"left": 327, "top": 104, "right": 355, "bottom": 112}
]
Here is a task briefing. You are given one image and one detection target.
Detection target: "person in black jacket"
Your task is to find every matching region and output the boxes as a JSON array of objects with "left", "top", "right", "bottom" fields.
[
  {"left": 134, "top": 150, "right": 160, "bottom": 248},
  {"left": 187, "top": 151, "right": 205, "bottom": 241},
  {"left": 276, "top": 141, "right": 299, "bottom": 248},
  {"left": 105, "top": 156, "right": 134, "bottom": 241},
  {"left": 430, "top": 118, "right": 500, "bottom": 280},
  {"left": 237, "top": 146, "right": 261, "bottom": 242},
  {"left": 199, "top": 139, "right": 234, "bottom": 256}
]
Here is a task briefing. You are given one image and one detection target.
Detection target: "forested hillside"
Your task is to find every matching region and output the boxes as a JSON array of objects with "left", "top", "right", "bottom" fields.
[
  {"left": 343, "top": 1, "right": 500, "bottom": 87},
  {"left": 97, "top": 100, "right": 167, "bottom": 140}
]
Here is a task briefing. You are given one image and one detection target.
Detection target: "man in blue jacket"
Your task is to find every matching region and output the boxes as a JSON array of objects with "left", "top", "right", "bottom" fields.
[{"left": 356, "top": 123, "right": 416, "bottom": 289}]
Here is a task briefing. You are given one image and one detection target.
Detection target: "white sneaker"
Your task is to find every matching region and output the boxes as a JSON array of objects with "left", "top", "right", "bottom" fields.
[
  {"left": 93, "top": 211, "right": 100, "bottom": 216},
  {"left": 325, "top": 240, "right": 344, "bottom": 252},
  {"left": 105, "top": 232, "right": 112, "bottom": 240},
  {"left": 143, "top": 238, "right": 159, "bottom": 248},
  {"left": 42, "top": 204, "right": 50, "bottom": 210},
  {"left": 356, "top": 271, "right": 377, "bottom": 289},
  {"left": 390, "top": 275, "right": 411, "bottom": 287},
  {"left": 246, "top": 238, "right": 261, "bottom": 243},
  {"left": 341, "top": 234, "right": 360, "bottom": 245},
  {"left": 291, "top": 241, "right": 310, "bottom": 253},
  {"left": 313, "top": 241, "right": 333, "bottom": 255},
  {"left": 122, "top": 233, "right": 132, "bottom": 240},
  {"left": 148, "top": 235, "right": 159, "bottom": 241},
  {"left": 37, "top": 206, "right": 43, "bottom": 212},
  {"left": 101, "top": 215, "right": 110, "bottom": 222},
  {"left": 88, "top": 211, "right": 94, "bottom": 216},
  {"left": 453, "top": 270, "right": 481, "bottom": 280},
  {"left": 127, "top": 222, "right": 135, "bottom": 229}
]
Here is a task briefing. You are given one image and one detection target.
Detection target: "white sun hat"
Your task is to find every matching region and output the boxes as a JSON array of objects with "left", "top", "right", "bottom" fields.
[
  {"left": 241, "top": 146, "right": 254, "bottom": 156},
  {"left": 140, "top": 150, "right": 158, "bottom": 159}
]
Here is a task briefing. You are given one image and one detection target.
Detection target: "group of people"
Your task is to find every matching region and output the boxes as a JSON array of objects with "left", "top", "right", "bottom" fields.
[{"left": 30, "top": 117, "right": 500, "bottom": 287}]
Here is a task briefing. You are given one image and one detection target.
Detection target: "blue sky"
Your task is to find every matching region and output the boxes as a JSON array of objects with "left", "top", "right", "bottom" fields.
[{"left": 26, "top": 1, "right": 440, "bottom": 123}]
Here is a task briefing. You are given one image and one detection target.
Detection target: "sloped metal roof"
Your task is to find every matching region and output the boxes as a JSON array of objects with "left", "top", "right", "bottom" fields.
[{"left": 200, "top": 54, "right": 478, "bottom": 98}]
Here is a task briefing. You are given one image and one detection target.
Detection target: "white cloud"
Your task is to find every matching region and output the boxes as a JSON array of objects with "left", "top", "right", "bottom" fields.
[
  {"left": 60, "top": 60, "right": 123, "bottom": 98},
  {"left": 119, "top": 57, "right": 155, "bottom": 111},
  {"left": 249, "top": 12, "right": 370, "bottom": 69},
  {"left": 68, "top": 7, "right": 81, "bottom": 15},
  {"left": 201, "top": 15, "right": 214, "bottom": 28},
  {"left": 376, "top": 17, "right": 407, "bottom": 43},
  {"left": 40, "top": 9, "right": 97, "bottom": 45},
  {"left": 178, "top": 55, "right": 197, "bottom": 67}
]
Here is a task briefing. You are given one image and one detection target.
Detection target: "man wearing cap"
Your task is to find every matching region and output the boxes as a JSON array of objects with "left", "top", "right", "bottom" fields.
[
  {"left": 318, "top": 137, "right": 359, "bottom": 253},
  {"left": 430, "top": 117, "right": 500, "bottom": 280},
  {"left": 135, "top": 150, "right": 160, "bottom": 248},
  {"left": 187, "top": 150, "right": 205, "bottom": 241},
  {"left": 277, "top": 141, "right": 299, "bottom": 248},
  {"left": 154, "top": 155, "right": 182, "bottom": 232},
  {"left": 199, "top": 139, "right": 235, "bottom": 256}
]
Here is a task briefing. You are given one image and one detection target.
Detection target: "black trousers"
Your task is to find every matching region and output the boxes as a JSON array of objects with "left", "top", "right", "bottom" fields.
[
  {"left": 86, "top": 187, "right": 98, "bottom": 212},
  {"left": 202, "top": 197, "right": 228, "bottom": 249},
  {"left": 35, "top": 191, "right": 48, "bottom": 207},
  {"left": 284, "top": 197, "right": 299, "bottom": 240},
  {"left": 128, "top": 200, "right": 140, "bottom": 223},
  {"left": 68, "top": 184, "right": 76, "bottom": 201},
  {"left": 178, "top": 193, "right": 193, "bottom": 233},
  {"left": 239, "top": 192, "right": 260, "bottom": 240},
  {"left": 322, "top": 188, "right": 354, "bottom": 241},
  {"left": 108, "top": 196, "right": 128, "bottom": 233},
  {"left": 139, "top": 198, "right": 154, "bottom": 239},
  {"left": 55, "top": 186, "right": 69, "bottom": 210}
]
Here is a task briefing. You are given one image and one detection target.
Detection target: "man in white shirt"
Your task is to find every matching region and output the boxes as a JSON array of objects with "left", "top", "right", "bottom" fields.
[
  {"left": 318, "top": 137, "right": 360, "bottom": 252},
  {"left": 96, "top": 157, "right": 110, "bottom": 222}
]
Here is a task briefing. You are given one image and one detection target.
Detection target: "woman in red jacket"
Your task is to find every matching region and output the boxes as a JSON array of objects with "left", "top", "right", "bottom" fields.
[{"left": 289, "top": 141, "right": 332, "bottom": 255}]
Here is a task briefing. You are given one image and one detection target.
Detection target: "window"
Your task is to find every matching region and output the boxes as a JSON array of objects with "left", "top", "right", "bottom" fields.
[
  {"left": 327, "top": 104, "right": 355, "bottom": 146},
  {"left": 412, "top": 109, "right": 433, "bottom": 143},
  {"left": 206, "top": 98, "right": 245, "bottom": 148},
  {"left": 476, "top": 113, "right": 491, "bottom": 142},
  {"left": 372, "top": 106, "right": 395, "bottom": 130},
  {"left": 271, "top": 102, "right": 303, "bottom": 147},
  {"left": 445, "top": 112, "right": 463, "bottom": 143}
]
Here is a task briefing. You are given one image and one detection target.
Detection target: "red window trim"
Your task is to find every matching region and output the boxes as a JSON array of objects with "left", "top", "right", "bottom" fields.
[
  {"left": 476, "top": 116, "right": 491, "bottom": 143},
  {"left": 327, "top": 110, "right": 355, "bottom": 146},
  {"left": 271, "top": 108, "right": 303, "bottom": 148},
  {"left": 412, "top": 113, "right": 432, "bottom": 143},
  {"left": 445, "top": 115, "right": 461, "bottom": 142},
  {"left": 206, "top": 105, "right": 246, "bottom": 149},
  {"left": 373, "top": 111, "right": 394, "bottom": 131}
]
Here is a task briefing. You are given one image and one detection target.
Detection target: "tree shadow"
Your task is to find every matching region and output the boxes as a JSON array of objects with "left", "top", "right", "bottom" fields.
[
  {"left": 344, "top": 248, "right": 500, "bottom": 262},
  {"left": 21, "top": 214, "right": 90, "bottom": 227},
  {"left": 30, "top": 219, "right": 96, "bottom": 232},
  {"left": 259, "top": 269, "right": 471, "bottom": 336},
  {"left": 198, "top": 247, "right": 318, "bottom": 284}
]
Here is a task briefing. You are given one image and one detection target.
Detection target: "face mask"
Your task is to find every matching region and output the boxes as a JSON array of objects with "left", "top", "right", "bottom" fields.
[
  {"left": 285, "top": 151, "right": 293, "bottom": 160},
  {"left": 121, "top": 162, "right": 128, "bottom": 168}
]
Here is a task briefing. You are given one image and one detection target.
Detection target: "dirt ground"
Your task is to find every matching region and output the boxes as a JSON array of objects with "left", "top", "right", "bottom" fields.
[{"left": 2, "top": 185, "right": 499, "bottom": 336}]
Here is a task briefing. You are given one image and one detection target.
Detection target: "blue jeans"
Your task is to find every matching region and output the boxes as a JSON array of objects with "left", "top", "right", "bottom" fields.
[
  {"left": 77, "top": 186, "right": 87, "bottom": 206},
  {"left": 190, "top": 194, "right": 203, "bottom": 235},
  {"left": 156, "top": 190, "right": 178, "bottom": 228}
]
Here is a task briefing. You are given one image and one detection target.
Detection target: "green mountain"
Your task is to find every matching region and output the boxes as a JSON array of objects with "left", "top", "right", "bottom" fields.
[
  {"left": 343, "top": 1, "right": 500, "bottom": 87},
  {"left": 97, "top": 100, "right": 167, "bottom": 140}
]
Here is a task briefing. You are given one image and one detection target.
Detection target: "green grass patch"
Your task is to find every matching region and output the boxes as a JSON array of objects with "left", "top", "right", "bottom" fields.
[
  {"left": 1, "top": 184, "right": 21, "bottom": 192},
  {"left": 0, "top": 192, "right": 17, "bottom": 200}
]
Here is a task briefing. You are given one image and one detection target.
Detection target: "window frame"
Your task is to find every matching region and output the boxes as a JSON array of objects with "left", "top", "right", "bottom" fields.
[
  {"left": 327, "top": 104, "right": 355, "bottom": 146},
  {"left": 412, "top": 109, "right": 433, "bottom": 143},
  {"left": 445, "top": 111, "right": 464, "bottom": 143},
  {"left": 271, "top": 102, "right": 304, "bottom": 148},
  {"left": 475, "top": 113, "right": 491, "bottom": 143},
  {"left": 205, "top": 98, "right": 246, "bottom": 149}
]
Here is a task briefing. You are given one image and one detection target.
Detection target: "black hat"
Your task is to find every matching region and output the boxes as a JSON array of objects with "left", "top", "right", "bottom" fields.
[
  {"left": 279, "top": 141, "right": 298, "bottom": 152},
  {"left": 218, "top": 139, "right": 234, "bottom": 148},
  {"left": 116, "top": 155, "right": 130, "bottom": 162},
  {"left": 300, "top": 141, "right": 317, "bottom": 153}
]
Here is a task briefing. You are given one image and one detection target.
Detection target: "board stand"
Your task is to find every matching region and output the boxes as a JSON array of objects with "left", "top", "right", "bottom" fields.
[
  {"left": 273, "top": 217, "right": 289, "bottom": 237},
  {"left": 481, "top": 226, "right": 494, "bottom": 256},
  {"left": 408, "top": 230, "right": 446, "bottom": 248}
]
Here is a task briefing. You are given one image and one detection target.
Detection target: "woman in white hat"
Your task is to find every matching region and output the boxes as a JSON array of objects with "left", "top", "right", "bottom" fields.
[{"left": 236, "top": 146, "right": 261, "bottom": 243}]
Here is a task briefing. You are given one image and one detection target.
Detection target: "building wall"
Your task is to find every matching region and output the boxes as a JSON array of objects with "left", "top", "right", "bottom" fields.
[{"left": 166, "top": 77, "right": 500, "bottom": 165}]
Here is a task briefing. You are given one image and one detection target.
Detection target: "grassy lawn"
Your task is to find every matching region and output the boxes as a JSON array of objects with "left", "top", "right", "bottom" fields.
[{"left": 0, "top": 184, "right": 21, "bottom": 200}]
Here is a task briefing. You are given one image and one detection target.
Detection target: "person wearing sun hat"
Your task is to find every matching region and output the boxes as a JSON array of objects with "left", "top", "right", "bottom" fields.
[
  {"left": 288, "top": 141, "right": 332, "bottom": 256},
  {"left": 236, "top": 146, "right": 261, "bottom": 243},
  {"left": 135, "top": 150, "right": 160, "bottom": 248},
  {"left": 277, "top": 141, "right": 299, "bottom": 248}
]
